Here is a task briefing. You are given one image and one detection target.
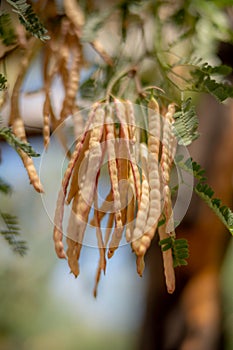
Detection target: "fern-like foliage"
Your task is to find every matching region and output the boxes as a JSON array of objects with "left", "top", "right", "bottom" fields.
[
  {"left": 195, "top": 183, "right": 233, "bottom": 235},
  {"left": 0, "top": 74, "right": 7, "bottom": 90},
  {"left": 0, "top": 126, "right": 40, "bottom": 157},
  {"left": 159, "top": 236, "right": 189, "bottom": 267},
  {"left": 175, "top": 155, "right": 207, "bottom": 182},
  {"left": 172, "top": 98, "right": 199, "bottom": 146},
  {"left": 0, "top": 212, "right": 27, "bottom": 256},
  {"left": 190, "top": 62, "right": 233, "bottom": 102},
  {"left": 0, "top": 177, "right": 12, "bottom": 195},
  {"left": 0, "top": 178, "right": 27, "bottom": 255},
  {"left": 170, "top": 58, "right": 233, "bottom": 102},
  {"left": 6, "top": 0, "right": 50, "bottom": 41},
  {"left": 175, "top": 155, "right": 233, "bottom": 235},
  {"left": 0, "top": 12, "right": 16, "bottom": 46}
]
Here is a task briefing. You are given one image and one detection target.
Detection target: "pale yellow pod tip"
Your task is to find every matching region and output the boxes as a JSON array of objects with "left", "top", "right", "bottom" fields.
[
  {"left": 107, "top": 248, "right": 114, "bottom": 259},
  {"left": 136, "top": 255, "right": 145, "bottom": 277},
  {"left": 68, "top": 261, "right": 79, "bottom": 278},
  {"left": 138, "top": 245, "right": 146, "bottom": 256},
  {"left": 33, "top": 181, "right": 45, "bottom": 193},
  {"left": 148, "top": 97, "right": 159, "bottom": 111},
  {"left": 167, "top": 285, "right": 175, "bottom": 294},
  {"left": 55, "top": 243, "right": 67, "bottom": 259}
]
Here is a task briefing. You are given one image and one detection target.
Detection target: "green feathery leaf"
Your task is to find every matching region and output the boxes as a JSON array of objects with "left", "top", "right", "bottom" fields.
[
  {"left": 0, "top": 127, "right": 40, "bottom": 157},
  {"left": 0, "top": 212, "right": 28, "bottom": 256},
  {"left": 172, "top": 98, "right": 199, "bottom": 146},
  {"left": 0, "top": 12, "right": 17, "bottom": 46},
  {"left": 159, "top": 236, "right": 189, "bottom": 267},
  {"left": 195, "top": 183, "right": 233, "bottom": 235},
  {"left": 6, "top": 0, "right": 50, "bottom": 41},
  {"left": 170, "top": 58, "right": 233, "bottom": 102},
  {"left": 0, "top": 177, "right": 12, "bottom": 195},
  {"left": 175, "top": 155, "right": 233, "bottom": 235},
  {"left": 0, "top": 74, "right": 7, "bottom": 90},
  {"left": 175, "top": 155, "right": 207, "bottom": 182},
  {"left": 190, "top": 62, "right": 233, "bottom": 102},
  {"left": 158, "top": 214, "right": 166, "bottom": 228}
]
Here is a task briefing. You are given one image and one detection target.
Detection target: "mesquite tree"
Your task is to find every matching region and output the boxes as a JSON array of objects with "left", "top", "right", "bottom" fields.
[{"left": 0, "top": 0, "right": 233, "bottom": 298}]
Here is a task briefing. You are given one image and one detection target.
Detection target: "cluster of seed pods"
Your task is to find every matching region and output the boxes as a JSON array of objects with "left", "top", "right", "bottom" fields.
[
  {"left": 8, "top": 0, "right": 112, "bottom": 192},
  {"left": 8, "top": 0, "right": 84, "bottom": 193},
  {"left": 53, "top": 98, "right": 177, "bottom": 296}
]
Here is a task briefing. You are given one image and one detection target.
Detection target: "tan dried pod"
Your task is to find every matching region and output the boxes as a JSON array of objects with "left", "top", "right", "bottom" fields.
[
  {"left": 54, "top": 165, "right": 83, "bottom": 263},
  {"left": 53, "top": 189, "right": 66, "bottom": 259},
  {"left": 66, "top": 131, "right": 91, "bottom": 204},
  {"left": 60, "top": 44, "right": 82, "bottom": 120},
  {"left": 63, "top": 0, "right": 85, "bottom": 37},
  {"left": 104, "top": 213, "right": 115, "bottom": 247},
  {"left": 108, "top": 226, "right": 124, "bottom": 259},
  {"left": 166, "top": 103, "right": 177, "bottom": 168},
  {"left": 20, "top": 153, "right": 44, "bottom": 193},
  {"left": 66, "top": 192, "right": 81, "bottom": 277},
  {"left": 12, "top": 117, "right": 26, "bottom": 142},
  {"left": 114, "top": 99, "right": 141, "bottom": 204},
  {"left": 105, "top": 105, "right": 123, "bottom": 258},
  {"left": 125, "top": 179, "right": 136, "bottom": 243},
  {"left": 125, "top": 100, "right": 141, "bottom": 164},
  {"left": 42, "top": 97, "right": 52, "bottom": 149},
  {"left": 43, "top": 94, "right": 51, "bottom": 149},
  {"left": 131, "top": 174, "right": 150, "bottom": 255},
  {"left": 93, "top": 195, "right": 106, "bottom": 298},
  {"left": 105, "top": 105, "right": 122, "bottom": 227},
  {"left": 136, "top": 255, "right": 145, "bottom": 277},
  {"left": 61, "top": 103, "right": 98, "bottom": 193},
  {"left": 164, "top": 104, "right": 177, "bottom": 229},
  {"left": 125, "top": 100, "right": 136, "bottom": 144},
  {"left": 160, "top": 103, "right": 177, "bottom": 233},
  {"left": 79, "top": 108, "right": 104, "bottom": 206},
  {"left": 65, "top": 148, "right": 90, "bottom": 275},
  {"left": 58, "top": 42, "right": 70, "bottom": 89},
  {"left": 43, "top": 43, "right": 57, "bottom": 149},
  {"left": 12, "top": 118, "right": 44, "bottom": 193},
  {"left": 161, "top": 103, "right": 176, "bottom": 185},
  {"left": 155, "top": 103, "right": 177, "bottom": 293},
  {"left": 8, "top": 38, "right": 44, "bottom": 194},
  {"left": 117, "top": 117, "right": 130, "bottom": 227},
  {"left": 134, "top": 98, "right": 161, "bottom": 262},
  {"left": 90, "top": 40, "right": 114, "bottom": 67},
  {"left": 158, "top": 223, "right": 175, "bottom": 294},
  {"left": 140, "top": 143, "right": 148, "bottom": 179},
  {"left": 66, "top": 241, "right": 80, "bottom": 277},
  {"left": 90, "top": 190, "right": 113, "bottom": 226},
  {"left": 163, "top": 185, "right": 175, "bottom": 233},
  {"left": 131, "top": 143, "right": 148, "bottom": 268}
]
